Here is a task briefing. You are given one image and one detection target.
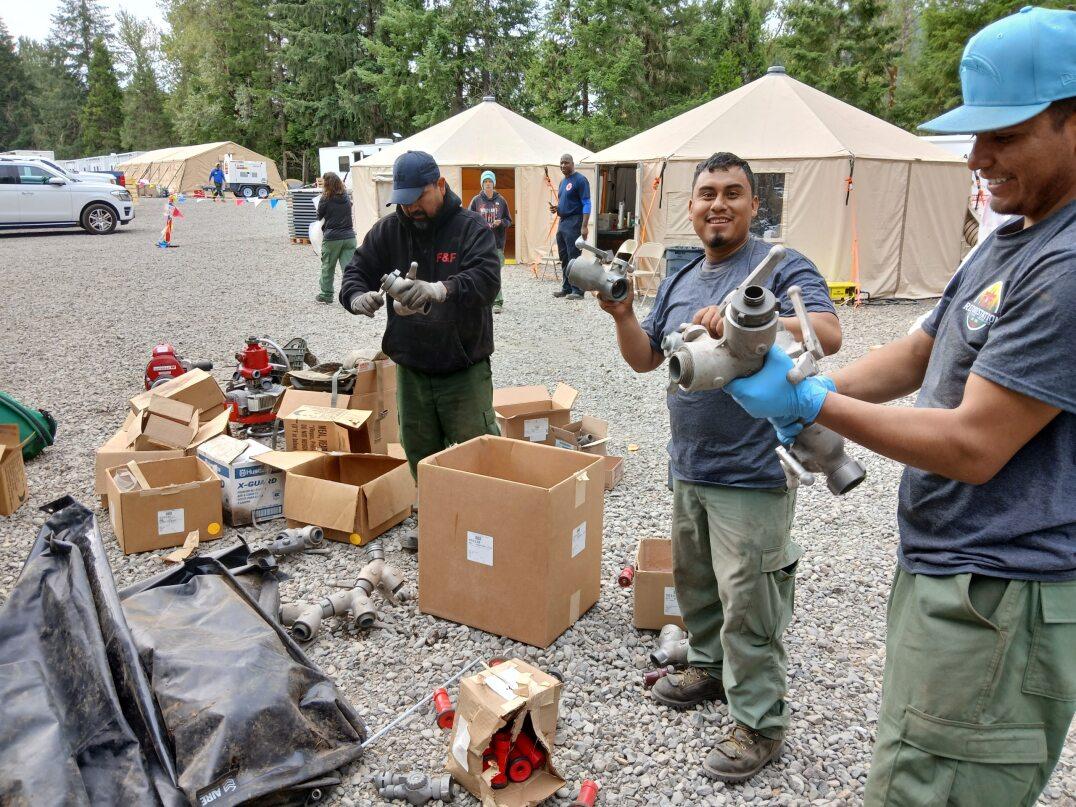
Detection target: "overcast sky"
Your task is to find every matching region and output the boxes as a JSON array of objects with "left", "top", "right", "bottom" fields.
[{"left": 3, "top": 1, "right": 167, "bottom": 42}]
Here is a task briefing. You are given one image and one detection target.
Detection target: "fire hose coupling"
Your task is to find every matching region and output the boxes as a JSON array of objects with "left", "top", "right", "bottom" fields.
[
  {"left": 642, "top": 665, "right": 676, "bottom": 689},
  {"left": 380, "top": 261, "right": 430, "bottom": 316},
  {"left": 570, "top": 779, "right": 602, "bottom": 807},
  {"left": 650, "top": 624, "right": 689, "bottom": 667},
  {"left": 281, "top": 587, "right": 378, "bottom": 642},
  {"left": 432, "top": 687, "right": 456, "bottom": 730},
  {"left": 268, "top": 525, "right": 325, "bottom": 556},
  {"left": 566, "top": 237, "right": 634, "bottom": 302},
  {"left": 617, "top": 564, "right": 635, "bottom": 588},
  {"left": 372, "top": 771, "right": 456, "bottom": 805}
]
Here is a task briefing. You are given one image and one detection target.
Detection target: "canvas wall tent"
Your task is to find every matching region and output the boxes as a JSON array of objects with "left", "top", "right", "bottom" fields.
[
  {"left": 116, "top": 142, "right": 286, "bottom": 195},
  {"left": 584, "top": 67, "right": 970, "bottom": 299},
  {"left": 351, "top": 97, "right": 593, "bottom": 264}
]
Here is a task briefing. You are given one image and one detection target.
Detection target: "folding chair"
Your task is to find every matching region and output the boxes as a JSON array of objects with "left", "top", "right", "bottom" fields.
[
  {"left": 616, "top": 238, "right": 638, "bottom": 261},
  {"left": 533, "top": 247, "right": 561, "bottom": 281},
  {"left": 631, "top": 241, "right": 666, "bottom": 302}
]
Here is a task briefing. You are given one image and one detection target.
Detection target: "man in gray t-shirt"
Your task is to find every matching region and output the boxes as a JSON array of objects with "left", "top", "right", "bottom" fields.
[
  {"left": 725, "top": 8, "right": 1076, "bottom": 804},
  {"left": 598, "top": 152, "right": 840, "bottom": 783}
]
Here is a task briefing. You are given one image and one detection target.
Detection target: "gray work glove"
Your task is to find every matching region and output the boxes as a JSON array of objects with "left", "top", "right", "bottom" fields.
[
  {"left": 396, "top": 279, "right": 448, "bottom": 310},
  {"left": 349, "top": 291, "right": 384, "bottom": 317}
]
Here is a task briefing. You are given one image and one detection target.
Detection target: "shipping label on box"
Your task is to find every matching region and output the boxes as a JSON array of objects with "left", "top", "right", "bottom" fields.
[
  {"left": 197, "top": 434, "right": 284, "bottom": 526},
  {"left": 0, "top": 424, "right": 28, "bottom": 517},
  {"left": 281, "top": 405, "right": 372, "bottom": 454},
  {"left": 446, "top": 659, "right": 565, "bottom": 806}
]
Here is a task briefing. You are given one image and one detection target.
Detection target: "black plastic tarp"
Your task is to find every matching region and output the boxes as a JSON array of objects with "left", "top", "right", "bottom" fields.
[{"left": 0, "top": 498, "right": 366, "bottom": 806}]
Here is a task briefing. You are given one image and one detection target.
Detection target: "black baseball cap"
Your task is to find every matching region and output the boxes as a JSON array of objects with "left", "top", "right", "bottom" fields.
[{"left": 387, "top": 150, "right": 441, "bottom": 206}]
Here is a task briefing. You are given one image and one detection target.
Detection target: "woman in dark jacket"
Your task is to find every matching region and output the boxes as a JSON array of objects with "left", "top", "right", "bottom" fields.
[{"left": 315, "top": 172, "right": 357, "bottom": 303}]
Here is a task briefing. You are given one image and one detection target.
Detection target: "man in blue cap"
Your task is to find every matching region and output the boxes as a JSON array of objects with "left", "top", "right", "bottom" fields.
[
  {"left": 550, "top": 153, "right": 591, "bottom": 300},
  {"left": 468, "top": 170, "right": 511, "bottom": 313},
  {"left": 340, "top": 151, "right": 501, "bottom": 517},
  {"left": 723, "top": 7, "right": 1076, "bottom": 804}
]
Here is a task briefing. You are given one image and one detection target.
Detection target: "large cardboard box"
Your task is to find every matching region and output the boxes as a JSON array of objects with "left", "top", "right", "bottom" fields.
[
  {"left": 447, "top": 659, "right": 564, "bottom": 806},
  {"left": 0, "top": 424, "right": 28, "bottom": 516},
  {"left": 417, "top": 436, "right": 604, "bottom": 647},
  {"left": 196, "top": 434, "right": 285, "bottom": 526},
  {"left": 276, "top": 366, "right": 397, "bottom": 454},
  {"left": 94, "top": 408, "right": 230, "bottom": 507},
  {"left": 259, "top": 451, "right": 414, "bottom": 545},
  {"left": 281, "top": 405, "right": 372, "bottom": 453},
  {"left": 632, "top": 537, "right": 685, "bottom": 630},
  {"left": 105, "top": 456, "right": 223, "bottom": 554},
  {"left": 129, "top": 368, "right": 228, "bottom": 420},
  {"left": 493, "top": 384, "right": 577, "bottom": 443}
]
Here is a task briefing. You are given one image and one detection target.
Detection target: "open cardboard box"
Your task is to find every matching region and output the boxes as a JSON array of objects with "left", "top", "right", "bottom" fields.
[
  {"left": 105, "top": 455, "right": 223, "bottom": 554},
  {"left": 281, "top": 405, "right": 372, "bottom": 453},
  {"left": 417, "top": 436, "right": 604, "bottom": 647},
  {"left": 548, "top": 415, "right": 609, "bottom": 454},
  {"left": 133, "top": 395, "right": 200, "bottom": 451},
  {"left": 0, "top": 424, "right": 28, "bottom": 516},
  {"left": 493, "top": 384, "right": 577, "bottom": 443},
  {"left": 258, "top": 450, "right": 414, "bottom": 545},
  {"left": 447, "top": 658, "right": 564, "bottom": 806},
  {"left": 633, "top": 537, "right": 685, "bottom": 630},
  {"left": 277, "top": 353, "right": 397, "bottom": 453},
  {"left": 129, "top": 368, "right": 228, "bottom": 420},
  {"left": 197, "top": 434, "right": 285, "bottom": 526}
]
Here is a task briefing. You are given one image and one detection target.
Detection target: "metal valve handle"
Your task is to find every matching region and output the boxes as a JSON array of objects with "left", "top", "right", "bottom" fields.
[
  {"left": 785, "top": 285, "right": 824, "bottom": 384},
  {"left": 574, "top": 237, "right": 633, "bottom": 273}
]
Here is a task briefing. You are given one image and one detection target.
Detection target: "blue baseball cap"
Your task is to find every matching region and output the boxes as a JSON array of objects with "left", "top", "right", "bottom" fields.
[
  {"left": 387, "top": 151, "right": 440, "bottom": 206},
  {"left": 920, "top": 6, "right": 1076, "bottom": 133}
]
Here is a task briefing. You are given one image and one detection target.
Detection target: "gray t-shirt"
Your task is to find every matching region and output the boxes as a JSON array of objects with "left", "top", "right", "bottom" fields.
[
  {"left": 898, "top": 200, "right": 1076, "bottom": 581},
  {"left": 641, "top": 237, "right": 836, "bottom": 488}
]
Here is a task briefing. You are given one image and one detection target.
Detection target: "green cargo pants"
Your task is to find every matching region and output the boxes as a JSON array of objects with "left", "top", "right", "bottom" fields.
[
  {"left": 865, "top": 568, "right": 1076, "bottom": 806},
  {"left": 671, "top": 479, "right": 800, "bottom": 738},
  {"left": 493, "top": 249, "right": 504, "bottom": 309},
  {"left": 320, "top": 237, "right": 357, "bottom": 297},
  {"left": 396, "top": 359, "right": 500, "bottom": 478}
]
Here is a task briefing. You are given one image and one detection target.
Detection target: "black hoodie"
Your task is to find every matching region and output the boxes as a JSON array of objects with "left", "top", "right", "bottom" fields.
[{"left": 339, "top": 186, "right": 501, "bottom": 375}]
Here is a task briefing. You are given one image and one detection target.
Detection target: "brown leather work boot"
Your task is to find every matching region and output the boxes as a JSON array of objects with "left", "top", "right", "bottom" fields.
[
  {"left": 650, "top": 666, "right": 726, "bottom": 710},
  {"left": 703, "top": 723, "right": 784, "bottom": 782}
]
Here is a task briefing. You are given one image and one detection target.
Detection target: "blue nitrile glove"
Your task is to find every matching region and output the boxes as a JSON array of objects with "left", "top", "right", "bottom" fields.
[
  {"left": 726, "top": 345, "right": 832, "bottom": 422},
  {"left": 769, "top": 417, "right": 803, "bottom": 446}
]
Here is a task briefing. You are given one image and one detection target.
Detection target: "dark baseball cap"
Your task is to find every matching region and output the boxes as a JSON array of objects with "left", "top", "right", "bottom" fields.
[{"left": 387, "top": 150, "right": 441, "bottom": 206}]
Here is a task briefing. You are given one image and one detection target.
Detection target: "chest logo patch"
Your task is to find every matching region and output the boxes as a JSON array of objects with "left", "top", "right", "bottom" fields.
[
  {"left": 565, "top": 182, "right": 573, "bottom": 191},
  {"left": 963, "top": 280, "right": 1003, "bottom": 331}
]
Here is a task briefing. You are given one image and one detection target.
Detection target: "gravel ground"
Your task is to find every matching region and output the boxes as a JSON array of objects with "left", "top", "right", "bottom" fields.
[{"left": 0, "top": 199, "right": 1072, "bottom": 807}]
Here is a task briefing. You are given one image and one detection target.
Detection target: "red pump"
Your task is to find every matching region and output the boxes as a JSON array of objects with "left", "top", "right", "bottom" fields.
[{"left": 143, "top": 343, "right": 212, "bottom": 389}]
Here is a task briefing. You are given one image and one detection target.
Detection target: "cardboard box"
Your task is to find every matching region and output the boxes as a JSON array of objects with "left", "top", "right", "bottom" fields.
[
  {"left": 258, "top": 451, "right": 414, "bottom": 545},
  {"left": 547, "top": 415, "right": 609, "bottom": 454},
  {"left": 417, "top": 436, "right": 604, "bottom": 648},
  {"left": 446, "top": 658, "right": 564, "bottom": 806},
  {"left": 603, "top": 454, "right": 624, "bottom": 491},
  {"left": 493, "top": 384, "right": 577, "bottom": 443},
  {"left": 632, "top": 537, "right": 685, "bottom": 630},
  {"left": 0, "top": 424, "right": 28, "bottom": 516},
  {"left": 94, "top": 409, "right": 230, "bottom": 507},
  {"left": 196, "top": 434, "right": 285, "bottom": 526},
  {"left": 129, "top": 368, "right": 228, "bottom": 420},
  {"left": 277, "top": 353, "right": 398, "bottom": 454},
  {"left": 105, "top": 456, "right": 224, "bottom": 554},
  {"left": 134, "top": 395, "right": 200, "bottom": 451},
  {"left": 281, "top": 405, "right": 372, "bottom": 453}
]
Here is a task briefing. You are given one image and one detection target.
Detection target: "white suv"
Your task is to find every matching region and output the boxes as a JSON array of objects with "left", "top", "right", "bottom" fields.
[{"left": 0, "top": 158, "right": 134, "bottom": 234}]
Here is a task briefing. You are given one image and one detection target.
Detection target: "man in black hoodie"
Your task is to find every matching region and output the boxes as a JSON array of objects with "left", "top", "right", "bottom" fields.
[{"left": 340, "top": 151, "right": 502, "bottom": 485}]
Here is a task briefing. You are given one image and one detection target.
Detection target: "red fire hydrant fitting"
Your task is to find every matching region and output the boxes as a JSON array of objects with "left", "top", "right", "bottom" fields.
[
  {"left": 570, "top": 779, "right": 601, "bottom": 806},
  {"left": 432, "top": 687, "right": 455, "bottom": 731},
  {"left": 618, "top": 565, "right": 635, "bottom": 588}
]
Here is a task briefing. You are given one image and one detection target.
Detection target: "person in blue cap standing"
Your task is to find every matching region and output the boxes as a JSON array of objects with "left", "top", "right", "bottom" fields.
[
  {"left": 340, "top": 151, "right": 501, "bottom": 544},
  {"left": 723, "top": 7, "right": 1076, "bottom": 805},
  {"left": 550, "top": 154, "right": 591, "bottom": 300},
  {"left": 468, "top": 170, "right": 511, "bottom": 313}
]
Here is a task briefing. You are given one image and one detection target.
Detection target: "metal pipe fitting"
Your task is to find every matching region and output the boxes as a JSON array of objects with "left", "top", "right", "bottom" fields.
[
  {"left": 380, "top": 262, "right": 430, "bottom": 316},
  {"left": 373, "top": 771, "right": 456, "bottom": 805},
  {"left": 650, "top": 624, "right": 688, "bottom": 666},
  {"left": 268, "top": 525, "right": 325, "bottom": 556},
  {"left": 784, "top": 423, "right": 866, "bottom": 495},
  {"left": 566, "top": 238, "right": 633, "bottom": 302}
]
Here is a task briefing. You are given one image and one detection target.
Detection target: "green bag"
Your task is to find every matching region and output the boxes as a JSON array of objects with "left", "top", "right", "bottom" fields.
[{"left": 0, "top": 391, "right": 57, "bottom": 460}]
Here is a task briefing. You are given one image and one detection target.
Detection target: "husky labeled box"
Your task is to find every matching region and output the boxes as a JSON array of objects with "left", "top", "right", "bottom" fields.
[
  {"left": 446, "top": 658, "right": 564, "bottom": 806},
  {"left": 196, "top": 434, "right": 285, "bottom": 526},
  {"left": 258, "top": 451, "right": 414, "bottom": 545},
  {"left": 417, "top": 436, "right": 604, "bottom": 647},
  {"left": 0, "top": 424, "right": 28, "bottom": 516},
  {"left": 105, "top": 455, "right": 223, "bottom": 554},
  {"left": 281, "top": 405, "right": 372, "bottom": 454},
  {"left": 633, "top": 537, "right": 685, "bottom": 630},
  {"left": 492, "top": 384, "right": 577, "bottom": 444}
]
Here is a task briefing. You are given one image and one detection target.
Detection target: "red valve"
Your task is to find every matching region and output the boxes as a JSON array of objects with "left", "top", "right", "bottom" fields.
[
  {"left": 617, "top": 565, "right": 635, "bottom": 588},
  {"left": 491, "top": 731, "right": 511, "bottom": 789},
  {"left": 432, "top": 687, "right": 455, "bottom": 730},
  {"left": 570, "top": 779, "right": 601, "bottom": 807}
]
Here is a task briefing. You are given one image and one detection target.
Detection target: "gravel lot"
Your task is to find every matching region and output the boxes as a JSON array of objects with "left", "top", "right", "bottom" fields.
[{"left": 0, "top": 199, "right": 1072, "bottom": 807}]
